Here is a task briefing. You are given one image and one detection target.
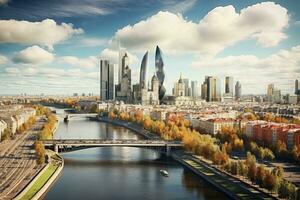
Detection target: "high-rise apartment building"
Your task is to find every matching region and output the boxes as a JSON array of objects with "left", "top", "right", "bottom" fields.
[
  {"left": 100, "top": 60, "right": 114, "bottom": 101},
  {"left": 235, "top": 81, "right": 241, "bottom": 100}
]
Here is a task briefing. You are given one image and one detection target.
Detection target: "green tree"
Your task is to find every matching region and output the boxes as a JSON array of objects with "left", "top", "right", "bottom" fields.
[{"left": 278, "top": 180, "right": 297, "bottom": 200}]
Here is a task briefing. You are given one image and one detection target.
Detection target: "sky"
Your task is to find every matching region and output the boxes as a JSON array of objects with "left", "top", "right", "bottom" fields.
[{"left": 0, "top": 0, "right": 299, "bottom": 95}]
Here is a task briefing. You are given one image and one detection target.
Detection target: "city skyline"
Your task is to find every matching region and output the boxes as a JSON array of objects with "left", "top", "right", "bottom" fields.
[{"left": 0, "top": 0, "right": 300, "bottom": 95}]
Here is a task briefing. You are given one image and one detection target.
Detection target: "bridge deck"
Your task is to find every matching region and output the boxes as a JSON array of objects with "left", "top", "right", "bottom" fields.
[{"left": 43, "top": 139, "right": 183, "bottom": 147}]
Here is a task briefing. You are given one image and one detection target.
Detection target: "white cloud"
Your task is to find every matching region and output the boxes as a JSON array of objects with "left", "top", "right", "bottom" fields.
[
  {"left": 4, "top": 65, "right": 99, "bottom": 80},
  {"left": 100, "top": 48, "right": 138, "bottom": 65},
  {"left": 191, "top": 45, "right": 300, "bottom": 94},
  {"left": 163, "top": 0, "right": 197, "bottom": 14},
  {"left": 0, "top": 19, "right": 83, "bottom": 50},
  {"left": 0, "top": 54, "right": 8, "bottom": 64},
  {"left": 13, "top": 46, "right": 55, "bottom": 64},
  {"left": 0, "top": 0, "right": 9, "bottom": 6},
  {"left": 110, "top": 2, "right": 289, "bottom": 55},
  {"left": 59, "top": 56, "right": 98, "bottom": 68},
  {"left": 78, "top": 37, "right": 108, "bottom": 47}
]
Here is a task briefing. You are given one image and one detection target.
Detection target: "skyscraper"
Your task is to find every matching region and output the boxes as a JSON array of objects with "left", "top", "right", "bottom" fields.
[
  {"left": 235, "top": 81, "right": 241, "bottom": 100},
  {"left": 267, "top": 84, "right": 274, "bottom": 102},
  {"left": 140, "top": 52, "right": 148, "bottom": 90},
  {"left": 201, "top": 82, "right": 207, "bottom": 100},
  {"left": 182, "top": 78, "right": 189, "bottom": 96},
  {"left": 118, "top": 48, "right": 126, "bottom": 84},
  {"left": 205, "top": 76, "right": 221, "bottom": 102},
  {"left": 191, "top": 81, "right": 199, "bottom": 98},
  {"left": 100, "top": 60, "right": 114, "bottom": 101},
  {"left": 225, "top": 76, "right": 234, "bottom": 96},
  {"left": 115, "top": 53, "right": 132, "bottom": 102},
  {"left": 295, "top": 79, "right": 300, "bottom": 95},
  {"left": 155, "top": 46, "right": 166, "bottom": 101}
]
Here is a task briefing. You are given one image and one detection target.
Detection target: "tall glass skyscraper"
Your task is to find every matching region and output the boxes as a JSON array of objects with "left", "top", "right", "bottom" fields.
[
  {"left": 155, "top": 46, "right": 166, "bottom": 101},
  {"left": 140, "top": 52, "right": 148, "bottom": 89},
  {"left": 100, "top": 60, "right": 114, "bottom": 100},
  {"left": 225, "top": 76, "right": 234, "bottom": 96}
]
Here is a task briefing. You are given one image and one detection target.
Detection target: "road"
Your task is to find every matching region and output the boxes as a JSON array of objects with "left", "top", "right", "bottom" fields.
[{"left": 0, "top": 118, "right": 45, "bottom": 200}]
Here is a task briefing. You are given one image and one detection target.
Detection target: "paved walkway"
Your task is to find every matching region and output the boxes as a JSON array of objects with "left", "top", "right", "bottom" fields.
[{"left": 179, "top": 154, "right": 276, "bottom": 200}]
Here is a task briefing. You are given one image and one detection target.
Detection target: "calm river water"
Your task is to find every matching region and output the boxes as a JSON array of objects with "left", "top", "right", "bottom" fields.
[{"left": 44, "top": 108, "right": 228, "bottom": 200}]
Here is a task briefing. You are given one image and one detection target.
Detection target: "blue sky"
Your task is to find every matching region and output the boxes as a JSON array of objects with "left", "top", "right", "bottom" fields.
[{"left": 0, "top": 0, "right": 299, "bottom": 95}]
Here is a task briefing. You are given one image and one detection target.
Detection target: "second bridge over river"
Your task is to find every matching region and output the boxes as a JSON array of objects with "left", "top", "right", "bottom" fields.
[{"left": 43, "top": 139, "right": 183, "bottom": 155}]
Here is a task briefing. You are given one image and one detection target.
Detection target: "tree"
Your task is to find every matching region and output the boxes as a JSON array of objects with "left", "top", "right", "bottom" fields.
[
  {"left": 272, "top": 166, "right": 283, "bottom": 179},
  {"left": 274, "top": 140, "right": 288, "bottom": 157},
  {"left": 248, "top": 162, "right": 257, "bottom": 183},
  {"left": 34, "top": 141, "right": 45, "bottom": 164},
  {"left": 213, "top": 147, "right": 229, "bottom": 166},
  {"left": 2, "top": 128, "right": 11, "bottom": 140},
  {"left": 264, "top": 148, "right": 275, "bottom": 160},
  {"left": 256, "top": 165, "right": 266, "bottom": 187},
  {"left": 263, "top": 171, "right": 279, "bottom": 193},
  {"left": 278, "top": 180, "right": 297, "bottom": 200},
  {"left": 108, "top": 111, "right": 116, "bottom": 119},
  {"left": 292, "top": 145, "right": 300, "bottom": 163}
]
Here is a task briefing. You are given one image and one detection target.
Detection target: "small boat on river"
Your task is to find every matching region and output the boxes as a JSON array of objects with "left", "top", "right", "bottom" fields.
[{"left": 160, "top": 169, "right": 169, "bottom": 177}]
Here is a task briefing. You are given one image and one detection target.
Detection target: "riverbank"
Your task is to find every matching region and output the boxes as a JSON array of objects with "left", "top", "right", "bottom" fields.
[
  {"left": 99, "top": 117, "right": 277, "bottom": 200},
  {"left": 14, "top": 152, "right": 64, "bottom": 200}
]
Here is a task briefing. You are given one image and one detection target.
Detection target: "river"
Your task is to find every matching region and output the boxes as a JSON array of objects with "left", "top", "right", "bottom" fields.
[{"left": 44, "top": 108, "right": 228, "bottom": 200}]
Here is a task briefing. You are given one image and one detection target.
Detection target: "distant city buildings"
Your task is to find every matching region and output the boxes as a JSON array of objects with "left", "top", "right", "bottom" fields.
[
  {"left": 100, "top": 60, "right": 114, "bottom": 101},
  {"left": 106, "top": 46, "right": 164, "bottom": 105},
  {"left": 267, "top": 83, "right": 281, "bottom": 103}
]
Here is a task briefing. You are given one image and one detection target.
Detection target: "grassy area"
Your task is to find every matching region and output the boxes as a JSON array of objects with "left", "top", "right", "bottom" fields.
[
  {"left": 183, "top": 159, "right": 272, "bottom": 200},
  {"left": 20, "top": 164, "right": 58, "bottom": 200}
]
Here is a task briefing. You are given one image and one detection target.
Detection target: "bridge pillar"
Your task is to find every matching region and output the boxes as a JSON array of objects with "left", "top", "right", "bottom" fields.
[
  {"left": 54, "top": 144, "right": 58, "bottom": 153},
  {"left": 166, "top": 145, "right": 171, "bottom": 157}
]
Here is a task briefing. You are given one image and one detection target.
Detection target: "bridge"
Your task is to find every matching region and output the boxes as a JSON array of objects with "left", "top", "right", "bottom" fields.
[
  {"left": 43, "top": 139, "right": 183, "bottom": 155},
  {"left": 56, "top": 113, "right": 98, "bottom": 121}
]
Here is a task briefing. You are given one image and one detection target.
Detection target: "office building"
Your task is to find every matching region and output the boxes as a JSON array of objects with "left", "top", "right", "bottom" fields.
[
  {"left": 225, "top": 76, "right": 233, "bottom": 96},
  {"left": 155, "top": 46, "right": 166, "bottom": 101},
  {"left": 191, "top": 81, "right": 199, "bottom": 98},
  {"left": 100, "top": 60, "right": 114, "bottom": 101},
  {"left": 183, "top": 78, "right": 189, "bottom": 96},
  {"left": 235, "top": 81, "right": 241, "bottom": 100},
  {"left": 204, "top": 76, "right": 221, "bottom": 102}
]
